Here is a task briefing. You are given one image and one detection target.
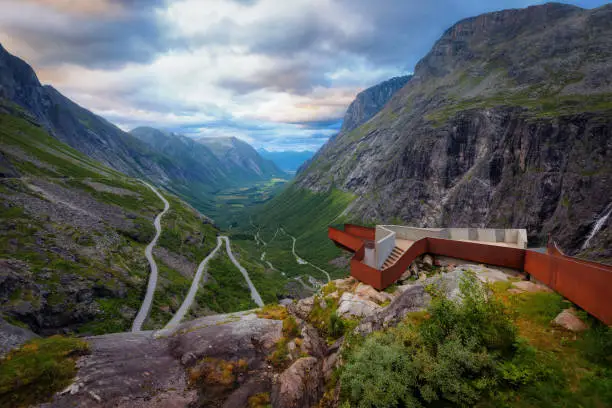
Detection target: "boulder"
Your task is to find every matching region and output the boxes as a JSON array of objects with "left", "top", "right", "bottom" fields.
[
  {"left": 451, "top": 264, "right": 510, "bottom": 283},
  {"left": 551, "top": 308, "right": 588, "bottom": 332},
  {"left": 422, "top": 254, "right": 434, "bottom": 267},
  {"left": 271, "top": 357, "right": 324, "bottom": 408},
  {"left": 356, "top": 284, "right": 430, "bottom": 335},
  {"left": 333, "top": 277, "right": 357, "bottom": 292},
  {"left": 354, "top": 283, "right": 394, "bottom": 305},
  {"left": 336, "top": 292, "right": 380, "bottom": 319}
]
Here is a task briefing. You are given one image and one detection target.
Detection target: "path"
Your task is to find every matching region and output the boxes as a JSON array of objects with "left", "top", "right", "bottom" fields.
[
  {"left": 221, "top": 236, "right": 265, "bottom": 307},
  {"left": 280, "top": 228, "right": 331, "bottom": 282},
  {"left": 131, "top": 182, "right": 170, "bottom": 332},
  {"left": 158, "top": 237, "right": 224, "bottom": 335}
]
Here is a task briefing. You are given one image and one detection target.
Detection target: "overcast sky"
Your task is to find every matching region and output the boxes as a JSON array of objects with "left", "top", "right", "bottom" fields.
[{"left": 0, "top": 0, "right": 608, "bottom": 151}]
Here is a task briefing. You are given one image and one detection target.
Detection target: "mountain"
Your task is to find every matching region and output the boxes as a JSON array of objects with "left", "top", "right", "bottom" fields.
[
  {"left": 1, "top": 44, "right": 243, "bottom": 212},
  {"left": 0, "top": 100, "right": 221, "bottom": 335},
  {"left": 0, "top": 43, "right": 180, "bottom": 181},
  {"left": 129, "top": 126, "right": 228, "bottom": 195},
  {"left": 257, "top": 149, "right": 315, "bottom": 172},
  {"left": 269, "top": 3, "right": 612, "bottom": 263},
  {"left": 197, "top": 136, "right": 286, "bottom": 181},
  {"left": 340, "top": 75, "right": 412, "bottom": 133}
]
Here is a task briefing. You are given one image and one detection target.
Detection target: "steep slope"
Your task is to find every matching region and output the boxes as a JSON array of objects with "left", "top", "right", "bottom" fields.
[
  {"left": 129, "top": 126, "right": 230, "bottom": 209},
  {"left": 0, "top": 101, "right": 221, "bottom": 335},
  {"left": 0, "top": 43, "right": 178, "bottom": 180},
  {"left": 197, "top": 136, "right": 286, "bottom": 182},
  {"left": 0, "top": 44, "right": 238, "bottom": 212},
  {"left": 257, "top": 148, "right": 315, "bottom": 172},
  {"left": 340, "top": 75, "right": 412, "bottom": 133},
  {"left": 295, "top": 3, "right": 612, "bottom": 261}
]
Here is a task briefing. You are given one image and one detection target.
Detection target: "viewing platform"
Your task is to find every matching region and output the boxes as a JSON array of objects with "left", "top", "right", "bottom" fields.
[{"left": 328, "top": 224, "right": 612, "bottom": 325}]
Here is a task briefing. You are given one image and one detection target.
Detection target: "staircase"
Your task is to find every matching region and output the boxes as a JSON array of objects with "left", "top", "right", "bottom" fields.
[{"left": 381, "top": 246, "right": 405, "bottom": 270}]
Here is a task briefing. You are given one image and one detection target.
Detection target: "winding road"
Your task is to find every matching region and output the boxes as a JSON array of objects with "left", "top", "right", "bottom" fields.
[
  {"left": 281, "top": 228, "right": 331, "bottom": 282},
  {"left": 158, "top": 237, "right": 224, "bottom": 335},
  {"left": 131, "top": 182, "right": 170, "bottom": 332},
  {"left": 222, "top": 236, "right": 265, "bottom": 307},
  {"left": 157, "top": 235, "right": 264, "bottom": 336}
]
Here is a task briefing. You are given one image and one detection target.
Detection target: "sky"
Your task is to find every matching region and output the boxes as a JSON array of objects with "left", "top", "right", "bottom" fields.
[{"left": 0, "top": 0, "right": 608, "bottom": 151}]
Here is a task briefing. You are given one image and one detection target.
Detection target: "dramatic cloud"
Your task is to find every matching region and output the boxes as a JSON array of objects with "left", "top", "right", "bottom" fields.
[{"left": 0, "top": 0, "right": 608, "bottom": 150}]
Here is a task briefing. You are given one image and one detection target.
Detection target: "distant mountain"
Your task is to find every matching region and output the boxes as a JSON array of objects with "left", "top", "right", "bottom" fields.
[
  {"left": 257, "top": 149, "right": 315, "bottom": 172},
  {"left": 196, "top": 136, "right": 286, "bottom": 182},
  {"left": 130, "top": 127, "right": 228, "bottom": 188},
  {"left": 340, "top": 75, "right": 412, "bottom": 133}
]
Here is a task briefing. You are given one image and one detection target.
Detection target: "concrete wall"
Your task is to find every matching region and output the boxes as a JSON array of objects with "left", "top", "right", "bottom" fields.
[
  {"left": 379, "top": 225, "right": 447, "bottom": 241},
  {"left": 375, "top": 226, "right": 396, "bottom": 269},
  {"left": 378, "top": 225, "right": 528, "bottom": 248}
]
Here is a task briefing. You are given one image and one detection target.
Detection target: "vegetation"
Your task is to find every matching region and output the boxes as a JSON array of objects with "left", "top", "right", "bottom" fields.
[
  {"left": 243, "top": 185, "right": 356, "bottom": 281},
  {"left": 0, "top": 108, "right": 230, "bottom": 335},
  {"left": 0, "top": 336, "right": 89, "bottom": 407},
  {"left": 339, "top": 273, "right": 612, "bottom": 407},
  {"left": 188, "top": 357, "right": 248, "bottom": 386}
]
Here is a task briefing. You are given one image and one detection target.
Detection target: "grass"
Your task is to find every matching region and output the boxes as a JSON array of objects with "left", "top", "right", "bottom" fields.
[
  {"left": 244, "top": 185, "right": 356, "bottom": 281},
  {"left": 484, "top": 285, "right": 612, "bottom": 407},
  {"left": 0, "top": 109, "right": 232, "bottom": 335},
  {"left": 425, "top": 91, "right": 612, "bottom": 127},
  {"left": 0, "top": 336, "right": 89, "bottom": 407}
]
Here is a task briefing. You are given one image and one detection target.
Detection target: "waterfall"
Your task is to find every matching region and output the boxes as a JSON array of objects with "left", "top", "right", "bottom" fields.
[{"left": 582, "top": 202, "right": 612, "bottom": 250}]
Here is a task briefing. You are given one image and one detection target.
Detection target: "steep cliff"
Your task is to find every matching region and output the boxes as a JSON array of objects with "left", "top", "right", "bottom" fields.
[
  {"left": 295, "top": 3, "right": 612, "bottom": 260},
  {"left": 340, "top": 75, "right": 412, "bottom": 133}
]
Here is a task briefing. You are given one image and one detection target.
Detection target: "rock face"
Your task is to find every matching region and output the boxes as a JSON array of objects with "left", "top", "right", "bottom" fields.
[
  {"left": 38, "top": 312, "right": 283, "bottom": 408},
  {"left": 340, "top": 75, "right": 412, "bottom": 133},
  {"left": 0, "top": 316, "right": 39, "bottom": 357},
  {"left": 294, "top": 3, "right": 612, "bottom": 262},
  {"left": 271, "top": 357, "right": 324, "bottom": 408}
]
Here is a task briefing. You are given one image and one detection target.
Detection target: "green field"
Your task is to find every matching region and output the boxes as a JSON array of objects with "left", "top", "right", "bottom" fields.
[{"left": 210, "top": 178, "right": 289, "bottom": 228}]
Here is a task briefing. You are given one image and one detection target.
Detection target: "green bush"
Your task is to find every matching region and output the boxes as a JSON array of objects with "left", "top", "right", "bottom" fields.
[
  {"left": 340, "top": 272, "right": 526, "bottom": 407},
  {"left": 329, "top": 311, "right": 345, "bottom": 338}
]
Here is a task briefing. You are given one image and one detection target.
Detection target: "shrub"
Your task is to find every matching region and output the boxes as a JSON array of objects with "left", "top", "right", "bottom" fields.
[
  {"left": 282, "top": 316, "right": 300, "bottom": 338},
  {"left": 340, "top": 272, "right": 523, "bottom": 407},
  {"left": 328, "top": 311, "right": 345, "bottom": 338}
]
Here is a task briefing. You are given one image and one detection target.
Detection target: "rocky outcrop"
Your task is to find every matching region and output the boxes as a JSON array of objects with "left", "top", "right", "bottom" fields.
[
  {"left": 39, "top": 312, "right": 283, "bottom": 408},
  {"left": 0, "top": 316, "right": 39, "bottom": 357},
  {"left": 294, "top": 3, "right": 612, "bottom": 262},
  {"left": 271, "top": 357, "right": 324, "bottom": 408}
]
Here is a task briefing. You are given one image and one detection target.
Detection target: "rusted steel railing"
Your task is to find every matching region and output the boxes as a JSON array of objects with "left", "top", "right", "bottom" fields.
[{"left": 329, "top": 225, "right": 612, "bottom": 325}]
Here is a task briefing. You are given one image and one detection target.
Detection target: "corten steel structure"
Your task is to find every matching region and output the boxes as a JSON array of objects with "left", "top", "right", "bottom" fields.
[{"left": 329, "top": 224, "right": 612, "bottom": 325}]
